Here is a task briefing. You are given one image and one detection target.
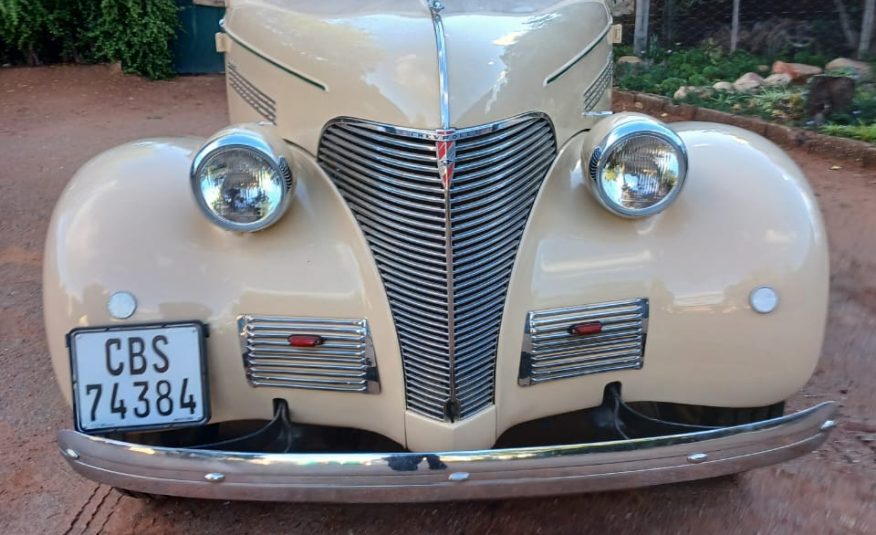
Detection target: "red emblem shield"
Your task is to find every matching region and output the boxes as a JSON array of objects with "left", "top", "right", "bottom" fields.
[{"left": 435, "top": 130, "right": 456, "bottom": 189}]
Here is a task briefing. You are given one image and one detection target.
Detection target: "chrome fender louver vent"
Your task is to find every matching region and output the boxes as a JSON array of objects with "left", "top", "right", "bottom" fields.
[
  {"left": 582, "top": 55, "right": 614, "bottom": 112},
  {"left": 227, "top": 62, "right": 276, "bottom": 123},
  {"left": 238, "top": 315, "right": 379, "bottom": 393},
  {"left": 519, "top": 298, "right": 649, "bottom": 386},
  {"left": 318, "top": 114, "right": 557, "bottom": 421}
]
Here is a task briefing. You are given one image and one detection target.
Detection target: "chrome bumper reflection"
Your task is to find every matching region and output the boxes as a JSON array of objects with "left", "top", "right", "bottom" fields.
[{"left": 57, "top": 402, "right": 836, "bottom": 503}]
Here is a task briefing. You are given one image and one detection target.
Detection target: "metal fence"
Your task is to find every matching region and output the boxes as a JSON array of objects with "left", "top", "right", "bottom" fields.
[{"left": 610, "top": 0, "right": 876, "bottom": 59}]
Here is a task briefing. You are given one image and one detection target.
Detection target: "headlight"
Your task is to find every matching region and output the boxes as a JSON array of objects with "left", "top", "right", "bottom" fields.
[
  {"left": 587, "top": 117, "right": 688, "bottom": 218},
  {"left": 191, "top": 126, "right": 294, "bottom": 232}
]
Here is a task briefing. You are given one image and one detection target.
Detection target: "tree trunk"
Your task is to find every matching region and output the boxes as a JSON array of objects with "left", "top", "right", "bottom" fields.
[
  {"left": 663, "top": 0, "right": 675, "bottom": 46},
  {"left": 833, "top": 0, "right": 857, "bottom": 49},
  {"left": 26, "top": 48, "right": 40, "bottom": 67},
  {"left": 861, "top": 0, "right": 876, "bottom": 59},
  {"left": 634, "top": 0, "right": 651, "bottom": 55},
  {"left": 730, "top": 0, "right": 741, "bottom": 53}
]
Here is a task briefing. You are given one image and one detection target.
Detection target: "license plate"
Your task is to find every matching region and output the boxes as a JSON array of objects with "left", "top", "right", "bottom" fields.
[{"left": 68, "top": 322, "right": 209, "bottom": 433}]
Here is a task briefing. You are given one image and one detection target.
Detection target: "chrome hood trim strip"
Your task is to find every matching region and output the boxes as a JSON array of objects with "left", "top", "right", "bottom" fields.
[
  {"left": 427, "top": 0, "right": 451, "bottom": 129},
  {"left": 543, "top": 1, "right": 613, "bottom": 86},
  {"left": 430, "top": 1, "right": 457, "bottom": 417},
  {"left": 221, "top": 22, "right": 328, "bottom": 92}
]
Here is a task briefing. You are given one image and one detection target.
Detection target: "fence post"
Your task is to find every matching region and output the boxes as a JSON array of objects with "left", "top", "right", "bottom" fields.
[
  {"left": 861, "top": 0, "right": 875, "bottom": 59},
  {"left": 663, "top": 0, "right": 675, "bottom": 45},
  {"left": 634, "top": 0, "right": 651, "bottom": 55},
  {"left": 730, "top": 0, "right": 741, "bottom": 53}
]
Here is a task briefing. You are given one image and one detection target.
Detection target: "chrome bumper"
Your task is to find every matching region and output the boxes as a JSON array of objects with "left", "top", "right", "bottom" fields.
[{"left": 57, "top": 402, "right": 837, "bottom": 502}]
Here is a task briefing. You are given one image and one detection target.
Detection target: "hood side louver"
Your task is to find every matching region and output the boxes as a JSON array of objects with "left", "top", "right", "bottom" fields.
[{"left": 227, "top": 62, "right": 276, "bottom": 124}]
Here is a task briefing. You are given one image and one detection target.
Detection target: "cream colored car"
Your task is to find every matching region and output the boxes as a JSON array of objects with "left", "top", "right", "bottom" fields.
[{"left": 46, "top": 0, "right": 836, "bottom": 502}]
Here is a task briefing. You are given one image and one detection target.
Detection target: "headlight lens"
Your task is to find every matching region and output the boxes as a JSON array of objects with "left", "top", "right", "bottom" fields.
[
  {"left": 191, "top": 128, "right": 294, "bottom": 232},
  {"left": 589, "top": 118, "right": 687, "bottom": 218}
]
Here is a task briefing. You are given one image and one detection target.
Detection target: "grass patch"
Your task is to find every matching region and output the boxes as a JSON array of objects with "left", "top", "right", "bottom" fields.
[{"left": 821, "top": 124, "right": 876, "bottom": 143}]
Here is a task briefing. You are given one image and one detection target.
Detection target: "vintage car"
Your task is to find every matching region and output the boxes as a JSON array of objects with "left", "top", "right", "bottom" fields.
[{"left": 45, "top": 0, "right": 837, "bottom": 502}]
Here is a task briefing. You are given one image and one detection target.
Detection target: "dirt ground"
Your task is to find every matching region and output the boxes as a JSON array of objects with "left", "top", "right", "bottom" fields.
[{"left": 0, "top": 65, "right": 874, "bottom": 534}]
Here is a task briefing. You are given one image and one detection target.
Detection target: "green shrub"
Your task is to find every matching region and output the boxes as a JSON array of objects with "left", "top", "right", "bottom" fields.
[
  {"left": 615, "top": 42, "right": 763, "bottom": 97},
  {"left": 828, "top": 86, "right": 876, "bottom": 126},
  {"left": 0, "top": 0, "right": 178, "bottom": 79},
  {"left": 89, "top": 0, "right": 179, "bottom": 79},
  {"left": 0, "top": 0, "right": 50, "bottom": 64},
  {"left": 821, "top": 124, "right": 876, "bottom": 143},
  {"left": 44, "top": 1, "right": 104, "bottom": 63}
]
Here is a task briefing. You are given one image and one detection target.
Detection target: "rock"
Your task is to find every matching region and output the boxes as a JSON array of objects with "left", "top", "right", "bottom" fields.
[
  {"left": 772, "top": 61, "right": 823, "bottom": 83},
  {"left": 617, "top": 55, "right": 643, "bottom": 65},
  {"left": 695, "top": 86, "right": 715, "bottom": 98},
  {"left": 673, "top": 86, "right": 695, "bottom": 100},
  {"left": 807, "top": 75, "right": 856, "bottom": 122},
  {"left": 733, "top": 72, "right": 765, "bottom": 92},
  {"left": 674, "top": 85, "right": 714, "bottom": 100},
  {"left": 825, "top": 57, "right": 873, "bottom": 81},
  {"left": 764, "top": 73, "right": 792, "bottom": 87},
  {"left": 712, "top": 81, "right": 735, "bottom": 92}
]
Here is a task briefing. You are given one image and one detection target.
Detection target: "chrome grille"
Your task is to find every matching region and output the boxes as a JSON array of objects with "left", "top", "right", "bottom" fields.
[
  {"left": 318, "top": 114, "right": 557, "bottom": 420},
  {"left": 238, "top": 315, "right": 379, "bottom": 393},
  {"left": 519, "top": 298, "right": 649, "bottom": 386},
  {"left": 583, "top": 55, "right": 614, "bottom": 112},
  {"left": 227, "top": 62, "right": 276, "bottom": 123}
]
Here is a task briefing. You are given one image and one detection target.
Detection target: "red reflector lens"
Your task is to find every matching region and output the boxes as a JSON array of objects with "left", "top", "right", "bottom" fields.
[
  {"left": 570, "top": 322, "right": 603, "bottom": 336},
  {"left": 288, "top": 335, "right": 325, "bottom": 347}
]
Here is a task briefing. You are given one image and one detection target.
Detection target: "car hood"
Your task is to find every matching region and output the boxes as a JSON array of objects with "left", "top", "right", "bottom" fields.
[{"left": 224, "top": 0, "right": 613, "bottom": 150}]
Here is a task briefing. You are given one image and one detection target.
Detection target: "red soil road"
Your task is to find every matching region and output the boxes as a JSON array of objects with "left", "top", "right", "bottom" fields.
[{"left": 1, "top": 65, "right": 874, "bottom": 535}]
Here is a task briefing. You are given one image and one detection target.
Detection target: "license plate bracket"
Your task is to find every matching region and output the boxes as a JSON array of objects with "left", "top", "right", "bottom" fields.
[{"left": 68, "top": 321, "right": 210, "bottom": 434}]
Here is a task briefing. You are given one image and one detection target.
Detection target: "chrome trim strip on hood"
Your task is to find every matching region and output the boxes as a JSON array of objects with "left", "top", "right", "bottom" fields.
[
  {"left": 220, "top": 21, "right": 328, "bottom": 92},
  {"left": 427, "top": 0, "right": 451, "bottom": 129},
  {"left": 544, "top": 21, "right": 612, "bottom": 86}
]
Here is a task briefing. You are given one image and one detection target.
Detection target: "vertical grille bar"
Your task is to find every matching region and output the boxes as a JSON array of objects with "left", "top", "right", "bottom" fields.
[{"left": 318, "top": 114, "right": 557, "bottom": 421}]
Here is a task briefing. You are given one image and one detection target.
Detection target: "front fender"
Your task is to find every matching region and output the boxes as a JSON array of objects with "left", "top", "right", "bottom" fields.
[
  {"left": 496, "top": 119, "right": 829, "bottom": 434},
  {"left": 42, "top": 137, "right": 407, "bottom": 446}
]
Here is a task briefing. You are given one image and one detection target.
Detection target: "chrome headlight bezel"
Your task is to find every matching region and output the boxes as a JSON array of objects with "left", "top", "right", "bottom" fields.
[
  {"left": 190, "top": 127, "right": 294, "bottom": 233},
  {"left": 587, "top": 117, "right": 688, "bottom": 219}
]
